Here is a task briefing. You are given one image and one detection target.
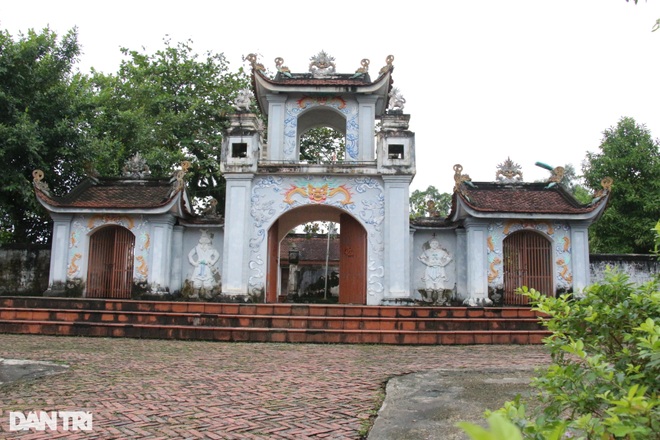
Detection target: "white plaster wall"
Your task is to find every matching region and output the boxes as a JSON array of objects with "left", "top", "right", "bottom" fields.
[{"left": 249, "top": 175, "right": 386, "bottom": 304}]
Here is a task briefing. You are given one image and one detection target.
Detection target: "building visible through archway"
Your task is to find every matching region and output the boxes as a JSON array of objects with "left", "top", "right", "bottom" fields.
[{"left": 266, "top": 206, "right": 367, "bottom": 304}]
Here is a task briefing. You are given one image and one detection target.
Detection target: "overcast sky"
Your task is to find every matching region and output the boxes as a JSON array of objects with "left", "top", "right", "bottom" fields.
[{"left": 2, "top": 1, "right": 659, "bottom": 193}]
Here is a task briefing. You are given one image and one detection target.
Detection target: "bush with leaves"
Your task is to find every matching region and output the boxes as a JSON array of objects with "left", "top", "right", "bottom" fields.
[{"left": 460, "top": 270, "right": 660, "bottom": 439}]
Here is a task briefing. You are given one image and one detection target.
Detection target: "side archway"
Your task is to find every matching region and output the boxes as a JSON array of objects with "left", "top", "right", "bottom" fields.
[
  {"left": 86, "top": 225, "right": 136, "bottom": 298},
  {"left": 503, "top": 230, "right": 554, "bottom": 305}
]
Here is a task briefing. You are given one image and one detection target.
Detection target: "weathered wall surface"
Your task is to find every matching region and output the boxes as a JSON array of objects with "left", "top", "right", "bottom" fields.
[
  {"left": 590, "top": 254, "right": 659, "bottom": 285},
  {"left": 0, "top": 245, "right": 50, "bottom": 295}
]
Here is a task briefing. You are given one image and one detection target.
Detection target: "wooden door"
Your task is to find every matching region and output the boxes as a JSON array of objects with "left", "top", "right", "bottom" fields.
[
  {"left": 266, "top": 220, "right": 279, "bottom": 303},
  {"left": 339, "top": 214, "right": 366, "bottom": 304},
  {"left": 503, "top": 230, "right": 553, "bottom": 305},
  {"left": 86, "top": 226, "right": 135, "bottom": 298}
]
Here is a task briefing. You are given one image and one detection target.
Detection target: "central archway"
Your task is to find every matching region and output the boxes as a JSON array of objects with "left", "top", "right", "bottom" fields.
[{"left": 266, "top": 205, "right": 367, "bottom": 304}]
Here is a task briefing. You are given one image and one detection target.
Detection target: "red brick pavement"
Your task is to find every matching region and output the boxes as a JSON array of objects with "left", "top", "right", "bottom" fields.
[{"left": 0, "top": 335, "right": 550, "bottom": 439}]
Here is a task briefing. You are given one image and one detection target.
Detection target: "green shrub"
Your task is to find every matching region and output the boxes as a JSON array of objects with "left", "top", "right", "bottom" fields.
[{"left": 460, "top": 270, "right": 660, "bottom": 439}]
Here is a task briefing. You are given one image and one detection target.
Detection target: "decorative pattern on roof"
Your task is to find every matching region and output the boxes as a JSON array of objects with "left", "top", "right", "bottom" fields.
[
  {"left": 122, "top": 153, "right": 151, "bottom": 179},
  {"left": 495, "top": 157, "right": 523, "bottom": 183},
  {"left": 248, "top": 53, "right": 395, "bottom": 86},
  {"left": 536, "top": 161, "right": 566, "bottom": 184},
  {"left": 309, "top": 51, "right": 336, "bottom": 78},
  {"left": 453, "top": 164, "right": 472, "bottom": 192},
  {"left": 32, "top": 170, "right": 50, "bottom": 195}
]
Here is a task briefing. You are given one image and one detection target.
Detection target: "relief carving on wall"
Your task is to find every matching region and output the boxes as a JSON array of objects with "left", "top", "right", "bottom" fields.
[
  {"left": 418, "top": 238, "right": 453, "bottom": 305},
  {"left": 186, "top": 229, "right": 221, "bottom": 298}
]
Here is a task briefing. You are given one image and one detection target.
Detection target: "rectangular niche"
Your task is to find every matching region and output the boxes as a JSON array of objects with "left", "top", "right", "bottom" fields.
[
  {"left": 231, "top": 142, "right": 248, "bottom": 158},
  {"left": 388, "top": 144, "right": 404, "bottom": 160}
]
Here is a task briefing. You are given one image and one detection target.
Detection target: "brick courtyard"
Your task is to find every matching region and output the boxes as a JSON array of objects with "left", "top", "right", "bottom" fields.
[{"left": 0, "top": 334, "right": 550, "bottom": 439}]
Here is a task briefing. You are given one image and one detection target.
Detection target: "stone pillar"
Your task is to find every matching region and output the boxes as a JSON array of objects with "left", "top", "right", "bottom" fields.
[
  {"left": 356, "top": 95, "right": 378, "bottom": 161},
  {"left": 570, "top": 221, "right": 591, "bottom": 295},
  {"left": 222, "top": 173, "right": 254, "bottom": 296},
  {"left": 455, "top": 228, "right": 468, "bottom": 301},
  {"left": 382, "top": 175, "right": 413, "bottom": 300},
  {"left": 169, "top": 225, "right": 184, "bottom": 294},
  {"left": 149, "top": 216, "right": 175, "bottom": 294},
  {"left": 45, "top": 214, "right": 72, "bottom": 296},
  {"left": 464, "top": 218, "right": 492, "bottom": 306},
  {"left": 287, "top": 263, "right": 299, "bottom": 296},
  {"left": 266, "top": 94, "right": 287, "bottom": 161}
]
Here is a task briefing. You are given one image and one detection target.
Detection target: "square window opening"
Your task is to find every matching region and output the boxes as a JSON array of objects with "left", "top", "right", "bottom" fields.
[
  {"left": 232, "top": 143, "right": 248, "bottom": 158},
  {"left": 388, "top": 144, "right": 404, "bottom": 160}
]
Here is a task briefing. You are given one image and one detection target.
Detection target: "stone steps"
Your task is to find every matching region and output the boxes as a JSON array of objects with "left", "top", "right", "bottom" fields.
[{"left": 0, "top": 297, "right": 550, "bottom": 345}]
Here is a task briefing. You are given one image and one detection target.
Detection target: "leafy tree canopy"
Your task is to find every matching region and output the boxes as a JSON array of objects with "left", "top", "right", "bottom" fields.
[
  {"left": 299, "top": 127, "right": 345, "bottom": 163},
  {"left": 410, "top": 186, "right": 452, "bottom": 219},
  {"left": 582, "top": 117, "right": 660, "bottom": 253},
  {"left": 87, "top": 38, "right": 251, "bottom": 213},
  {"left": 0, "top": 27, "right": 91, "bottom": 243}
]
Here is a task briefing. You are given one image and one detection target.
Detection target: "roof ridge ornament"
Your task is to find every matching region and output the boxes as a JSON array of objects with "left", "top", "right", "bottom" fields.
[
  {"left": 379, "top": 55, "right": 395, "bottom": 75},
  {"left": 32, "top": 169, "right": 50, "bottom": 195},
  {"left": 354, "top": 58, "right": 370, "bottom": 76},
  {"left": 245, "top": 53, "right": 265, "bottom": 72},
  {"left": 170, "top": 160, "right": 191, "bottom": 195},
  {"left": 309, "top": 50, "right": 336, "bottom": 78},
  {"left": 274, "top": 57, "right": 292, "bottom": 77},
  {"left": 593, "top": 176, "right": 613, "bottom": 200},
  {"left": 453, "top": 164, "right": 472, "bottom": 192},
  {"left": 122, "top": 152, "right": 151, "bottom": 179},
  {"left": 495, "top": 157, "right": 523, "bottom": 183}
]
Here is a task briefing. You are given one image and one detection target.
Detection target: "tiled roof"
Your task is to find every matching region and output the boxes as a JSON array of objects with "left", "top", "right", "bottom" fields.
[
  {"left": 35, "top": 178, "right": 180, "bottom": 209},
  {"left": 455, "top": 182, "right": 605, "bottom": 214},
  {"left": 270, "top": 73, "right": 373, "bottom": 87},
  {"left": 281, "top": 235, "right": 340, "bottom": 262}
]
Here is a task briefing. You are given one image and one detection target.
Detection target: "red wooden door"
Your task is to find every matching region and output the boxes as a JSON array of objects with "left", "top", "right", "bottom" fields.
[
  {"left": 86, "top": 226, "right": 135, "bottom": 298},
  {"left": 503, "top": 230, "right": 553, "bottom": 305},
  {"left": 339, "top": 214, "right": 366, "bottom": 304},
  {"left": 266, "top": 220, "right": 279, "bottom": 303}
]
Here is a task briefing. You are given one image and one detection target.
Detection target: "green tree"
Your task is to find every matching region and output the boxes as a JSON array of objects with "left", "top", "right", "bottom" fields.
[
  {"left": 299, "top": 127, "right": 345, "bottom": 163},
  {"left": 557, "top": 164, "right": 592, "bottom": 204},
  {"left": 410, "top": 186, "right": 452, "bottom": 219},
  {"left": 462, "top": 274, "right": 660, "bottom": 440},
  {"left": 582, "top": 117, "right": 660, "bottom": 254},
  {"left": 87, "top": 38, "right": 250, "bottom": 212},
  {"left": 0, "top": 27, "right": 92, "bottom": 243}
]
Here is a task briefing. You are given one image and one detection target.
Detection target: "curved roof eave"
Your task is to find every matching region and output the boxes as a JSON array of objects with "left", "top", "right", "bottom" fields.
[
  {"left": 35, "top": 187, "right": 186, "bottom": 217},
  {"left": 450, "top": 194, "right": 610, "bottom": 223},
  {"left": 253, "top": 69, "right": 393, "bottom": 116}
]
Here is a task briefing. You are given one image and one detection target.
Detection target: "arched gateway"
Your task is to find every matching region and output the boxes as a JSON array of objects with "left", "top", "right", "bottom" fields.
[
  {"left": 220, "top": 53, "right": 415, "bottom": 305},
  {"left": 34, "top": 52, "right": 611, "bottom": 305},
  {"left": 266, "top": 206, "right": 367, "bottom": 304}
]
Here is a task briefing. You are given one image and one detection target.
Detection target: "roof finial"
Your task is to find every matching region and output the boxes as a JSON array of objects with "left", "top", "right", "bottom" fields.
[
  {"left": 379, "top": 55, "right": 395, "bottom": 75},
  {"left": 453, "top": 164, "right": 472, "bottom": 192},
  {"left": 32, "top": 169, "right": 50, "bottom": 194},
  {"left": 309, "top": 51, "right": 336, "bottom": 78},
  {"left": 495, "top": 157, "right": 523, "bottom": 183},
  {"left": 122, "top": 153, "right": 151, "bottom": 179}
]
